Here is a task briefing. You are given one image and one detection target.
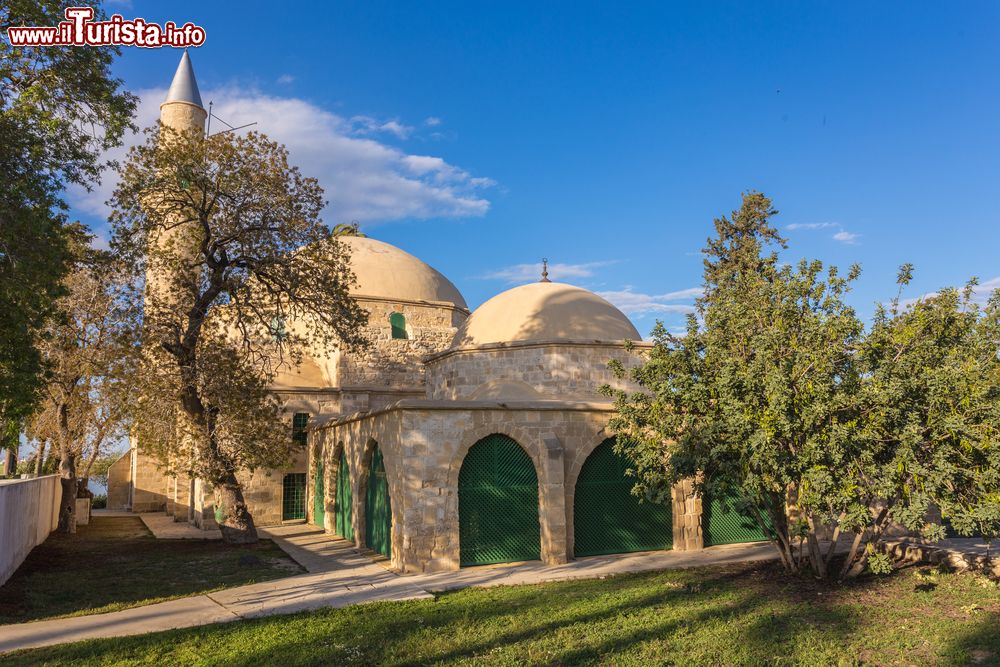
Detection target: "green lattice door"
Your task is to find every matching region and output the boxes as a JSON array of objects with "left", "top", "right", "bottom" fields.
[
  {"left": 313, "top": 460, "right": 325, "bottom": 527},
  {"left": 459, "top": 434, "right": 541, "bottom": 566},
  {"left": 335, "top": 451, "right": 354, "bottom": 540},
  {"left": 282, "top": 473, "right": 306, "bottom": 521},
  {"left": 703, "top": 488, "right": 770, "bottom": 546},
  {"left": 574, "top": 439, "right": 673, "bottom": 557},
  {"left": 365, "top": 447, "right": 391, "bottom": 558}
]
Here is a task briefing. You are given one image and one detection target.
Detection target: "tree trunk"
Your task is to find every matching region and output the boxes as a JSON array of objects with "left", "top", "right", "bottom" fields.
[
  {"left": 34, "top": 439, "right": 47, "bottom": 476},
  {"left": 56, "top": 401, "right": 77, "bottom": 534},
  {"left": 79, "top": 435, "right": 104, "bottom": 494},
  {"left": 214, "top": 471, "right": 258, "bottom": 544},
  {"left": 2, "top": 448, "right": 15, "bottom": 478},
  {"left": 177, "top": 374, "right": 258, "bottom": 544}
]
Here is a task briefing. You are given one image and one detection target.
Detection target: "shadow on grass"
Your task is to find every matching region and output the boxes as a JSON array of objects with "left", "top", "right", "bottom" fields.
[
  {"left": 0, "top": 517, "right": 301, "bottom": 624},
  {"left": 91, "top": 562, "right": 862, "bottom": 667},
  {"left": 14, "top": 560, "right": 998, "bottom": 666},
  {"left": 942, "top": 611, "right": 1000, "bottom": 665}
]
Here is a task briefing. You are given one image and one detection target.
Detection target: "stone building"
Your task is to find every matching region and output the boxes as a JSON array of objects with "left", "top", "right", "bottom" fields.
[{"left": 111, "top": 52, "right": 769, "bottom": 569}]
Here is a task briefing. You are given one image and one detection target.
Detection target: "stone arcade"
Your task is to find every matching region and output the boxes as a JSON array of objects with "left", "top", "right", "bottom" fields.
[{"left": 108, "top": 52, "right": 770, "bottom": 572}]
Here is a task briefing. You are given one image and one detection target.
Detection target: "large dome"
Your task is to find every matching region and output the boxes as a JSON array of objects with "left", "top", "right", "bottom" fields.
[
  {"left": 451, "top": 281, "right": 640, "bottom": 348},
  {"left": 340, "top": 236, "right": 467, "bottom": 309}
]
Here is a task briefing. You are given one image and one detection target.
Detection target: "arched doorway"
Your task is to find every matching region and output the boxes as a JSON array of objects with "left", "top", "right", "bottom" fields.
[
  {"left": 574, "top": 438, "right": 673, "bottom": 557},
  {"left": 334, "top": 450, "right": 353, "bottom": 540},
  {"left": 313, "top": 458, "right": 324, "bottom": 527},
  {"left": 702, "top": 489, "right": 770, "bottom": 546},
  {"left": 365, "top": 446, "right": 391, "bottom": 558},
  {"left": 458, "top": 434, "right": 540, "bottom": 566}
]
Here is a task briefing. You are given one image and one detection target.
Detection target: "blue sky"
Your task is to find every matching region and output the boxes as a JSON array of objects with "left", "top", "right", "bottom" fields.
[{"left": 78, "top": 1, "right": 999, "bottom": 337}]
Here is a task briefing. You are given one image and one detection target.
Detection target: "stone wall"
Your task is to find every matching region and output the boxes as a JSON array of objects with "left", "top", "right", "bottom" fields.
[
  {"left": 105, "top": 452, "right": 132, "bottom": 510},
  {"left": 314, "top": 401, "right": 624, "bottom": 573},
  {"left": 0, "top": 475, "right": 60, "bottom": 586},
  {"left": 130, "top": 447, "right": 168, "bottom": 513},
  {"left": 238, "top": 448, "right": 309, "bottom": 526},
  {"left": 338, "top": 298, "right": 466, "bottom": 390},
  {"left": 425, "top": 341, "right": 650, "bottom": 401}
]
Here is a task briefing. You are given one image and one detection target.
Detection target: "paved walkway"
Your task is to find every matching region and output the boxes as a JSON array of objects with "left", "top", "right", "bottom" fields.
[
  {"left": 0, "top": 524, "right": 781, "bottom": 654},
  {"left": 139, "top": 512, "right": 222, "bottom": 540},
  {"left": 1, "top": 524, "right": 993, "bottom": 655}
]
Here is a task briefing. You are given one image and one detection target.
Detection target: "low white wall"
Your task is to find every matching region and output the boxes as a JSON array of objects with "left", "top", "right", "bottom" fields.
[{"left": 0, "top": 475, "right": 61, "bottom": 586}]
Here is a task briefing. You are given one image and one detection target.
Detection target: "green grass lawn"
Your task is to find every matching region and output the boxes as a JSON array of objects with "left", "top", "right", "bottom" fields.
[
  {"left": 7, "top": 559, "right": 999, "bottom": 666},
  {"left": 0, "top": 516, "right": 302, "bottom": 624}
]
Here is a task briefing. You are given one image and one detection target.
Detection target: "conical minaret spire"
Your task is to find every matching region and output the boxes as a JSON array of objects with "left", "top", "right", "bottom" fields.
[
  {"left": 160, "top": 50, "right": 207, "bottom": 134},
  {"left": 164, "top": 50, "right": 203, "bottom": 108}
]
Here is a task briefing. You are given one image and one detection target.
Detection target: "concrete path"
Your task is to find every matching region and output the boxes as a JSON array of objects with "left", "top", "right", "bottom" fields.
[
  {"left": 139, "top": 512, "right": 222, "bottom": 540},
  {"left": 0, "top": 525, "right": 782, "bottom": 655},
  {"left": 3, "top": 524, "right": 994, "bottom": 656}
]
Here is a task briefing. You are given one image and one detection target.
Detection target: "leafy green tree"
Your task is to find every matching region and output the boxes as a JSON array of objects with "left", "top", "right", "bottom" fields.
[
  {"left": 605, "top": 192, "right": 1000, "bottom": 579},
  {"left": 27, "top": 246, "right": 137, "bottom": 532},
  {"left": 110, "top": 125, "right": 368, "bottom": 543},
  {"left": 0, "top": 1, "right": 136, "bottom": 425},
  {"left": 605, "top": 192, "right": 865, "bottom": 578},
  {"left": 845, "top": 273, "right": 1000, "bottom": 575}
]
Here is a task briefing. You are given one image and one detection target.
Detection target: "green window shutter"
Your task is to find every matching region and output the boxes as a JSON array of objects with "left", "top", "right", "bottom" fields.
[
  {"left": 292, "top": 413, "right": 309, "bottom": 446},
  {"left": 365, "top": 447, "right": 391, "bottom": 558},
  {"left": 335, "top": 451, "right": 354, "bottom": 540},
  {"left": 282, "top": 473, "right": 306, "bottom": 521},
  {"left": 573, "top": 438, "right": 672, "bottom": 557},
  {"left": 459, "top": 434, "right": 541, "bottom": 566},
  {"left": 702, "top": 487, "right": 771, "bottom": 546},
  {"left": 389, "top": 312, "right": 407, "bottom": 339},
  {"left": 313, "top": 460, "right": 325, "bottom": 527}
]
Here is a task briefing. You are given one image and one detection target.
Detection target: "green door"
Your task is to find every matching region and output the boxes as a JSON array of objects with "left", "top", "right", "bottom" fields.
[
  {"left": 459, "top": 434, "right": 541, "bottom": 566},
  {"left": 574, "top": 439, "right": 673, "bottom": 557},
  {"left": 703, "top": 488, "right": 770, "bottom": 546},
  {"left": 335, "top": 451, "right": 354, "bottom": 540},
  {"left": 365, "top": 446, "right": 391, "bottom": 558},
  {"left": 313, "top": 460, "right": 325, "bottom": 527},
  {"left": 282, "top": 473, "right": 306, "bottom": 521}
]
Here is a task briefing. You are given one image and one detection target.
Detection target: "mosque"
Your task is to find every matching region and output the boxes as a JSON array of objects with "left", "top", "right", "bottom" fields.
[{"left": 107, "top": 53, "right": 767, "bottom": 573}]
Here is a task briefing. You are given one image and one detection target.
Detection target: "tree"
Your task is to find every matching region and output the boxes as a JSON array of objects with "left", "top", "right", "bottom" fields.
[
  {"left": 605, "top": 192, "right": 1000, "bottom": 580},
  {"left": 110, "top": 124, "right": 368, "bottom": 543},
  {"left": 844, "top": 273, "right": 1000, "bottom": 575},
  {"left": 28, "top": 249, "right": 136, "bottom": 532},
  {"left": 605, "top": 192, "right": 867, "bottom": 578},
  {"left": 0, "top": 1, "right": 136, "bottom": 425}
]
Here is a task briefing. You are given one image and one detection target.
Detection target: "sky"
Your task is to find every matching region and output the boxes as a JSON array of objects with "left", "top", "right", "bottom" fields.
[{"left": 73, "top": 0, "right": 999, "bottom": 337}]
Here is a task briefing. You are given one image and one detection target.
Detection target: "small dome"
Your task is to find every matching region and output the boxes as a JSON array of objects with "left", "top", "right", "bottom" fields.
[
  {"left": 340, "top": 236, "right": 467, "bottom": 309},
  {"left": 451, "top": 282, "right": 640, "bottom": 348}
]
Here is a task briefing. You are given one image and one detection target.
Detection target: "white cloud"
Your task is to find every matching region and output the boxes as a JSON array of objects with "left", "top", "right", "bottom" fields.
[
  {"left": 349, "top": 115, "right": 413, "bottom": 139},
  {"left": 424, "top": 116, "right": 442, "bottom": 127},
  {"left": 786, "top": 222, "right": 836, "bottom": 230},
  {"left": 787, "top": 222, "right": 861, "bottom": 245},
  {"left": 67, "top": 87, "right": 493, "bottom": 224},
  {"left": 276, "top": 74, "right": 295, "bottom": 85},
  {"left": 479, "top": 260, "right": 616, "bottom": 283},
  {"left": 975, "top": 276, "right": 1000, "bottom": 303},
  {"left": 832, "top": 230, "right": 860, "bottom": 244},
  {"left": 898, "top": 275, "right": 999, "bottom": 310},
  {"left": 597, "top": 286, "right": 701, "bottom": 316}
]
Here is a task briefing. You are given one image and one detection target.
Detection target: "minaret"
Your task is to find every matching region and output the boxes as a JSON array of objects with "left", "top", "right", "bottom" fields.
[
  {"left": 145, "top": 50, "right": 207, "bottom": 320},
  {"left": 136, "top": 51, "right": 208, "bottom": 523},
  {"left": 160, "top": 50, "right": 206, "bottom": 134}
]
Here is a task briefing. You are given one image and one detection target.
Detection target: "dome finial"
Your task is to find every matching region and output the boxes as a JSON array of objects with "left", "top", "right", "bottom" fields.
[{"left": 540, "top": 258, "right": 551, "bottom": 282}]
